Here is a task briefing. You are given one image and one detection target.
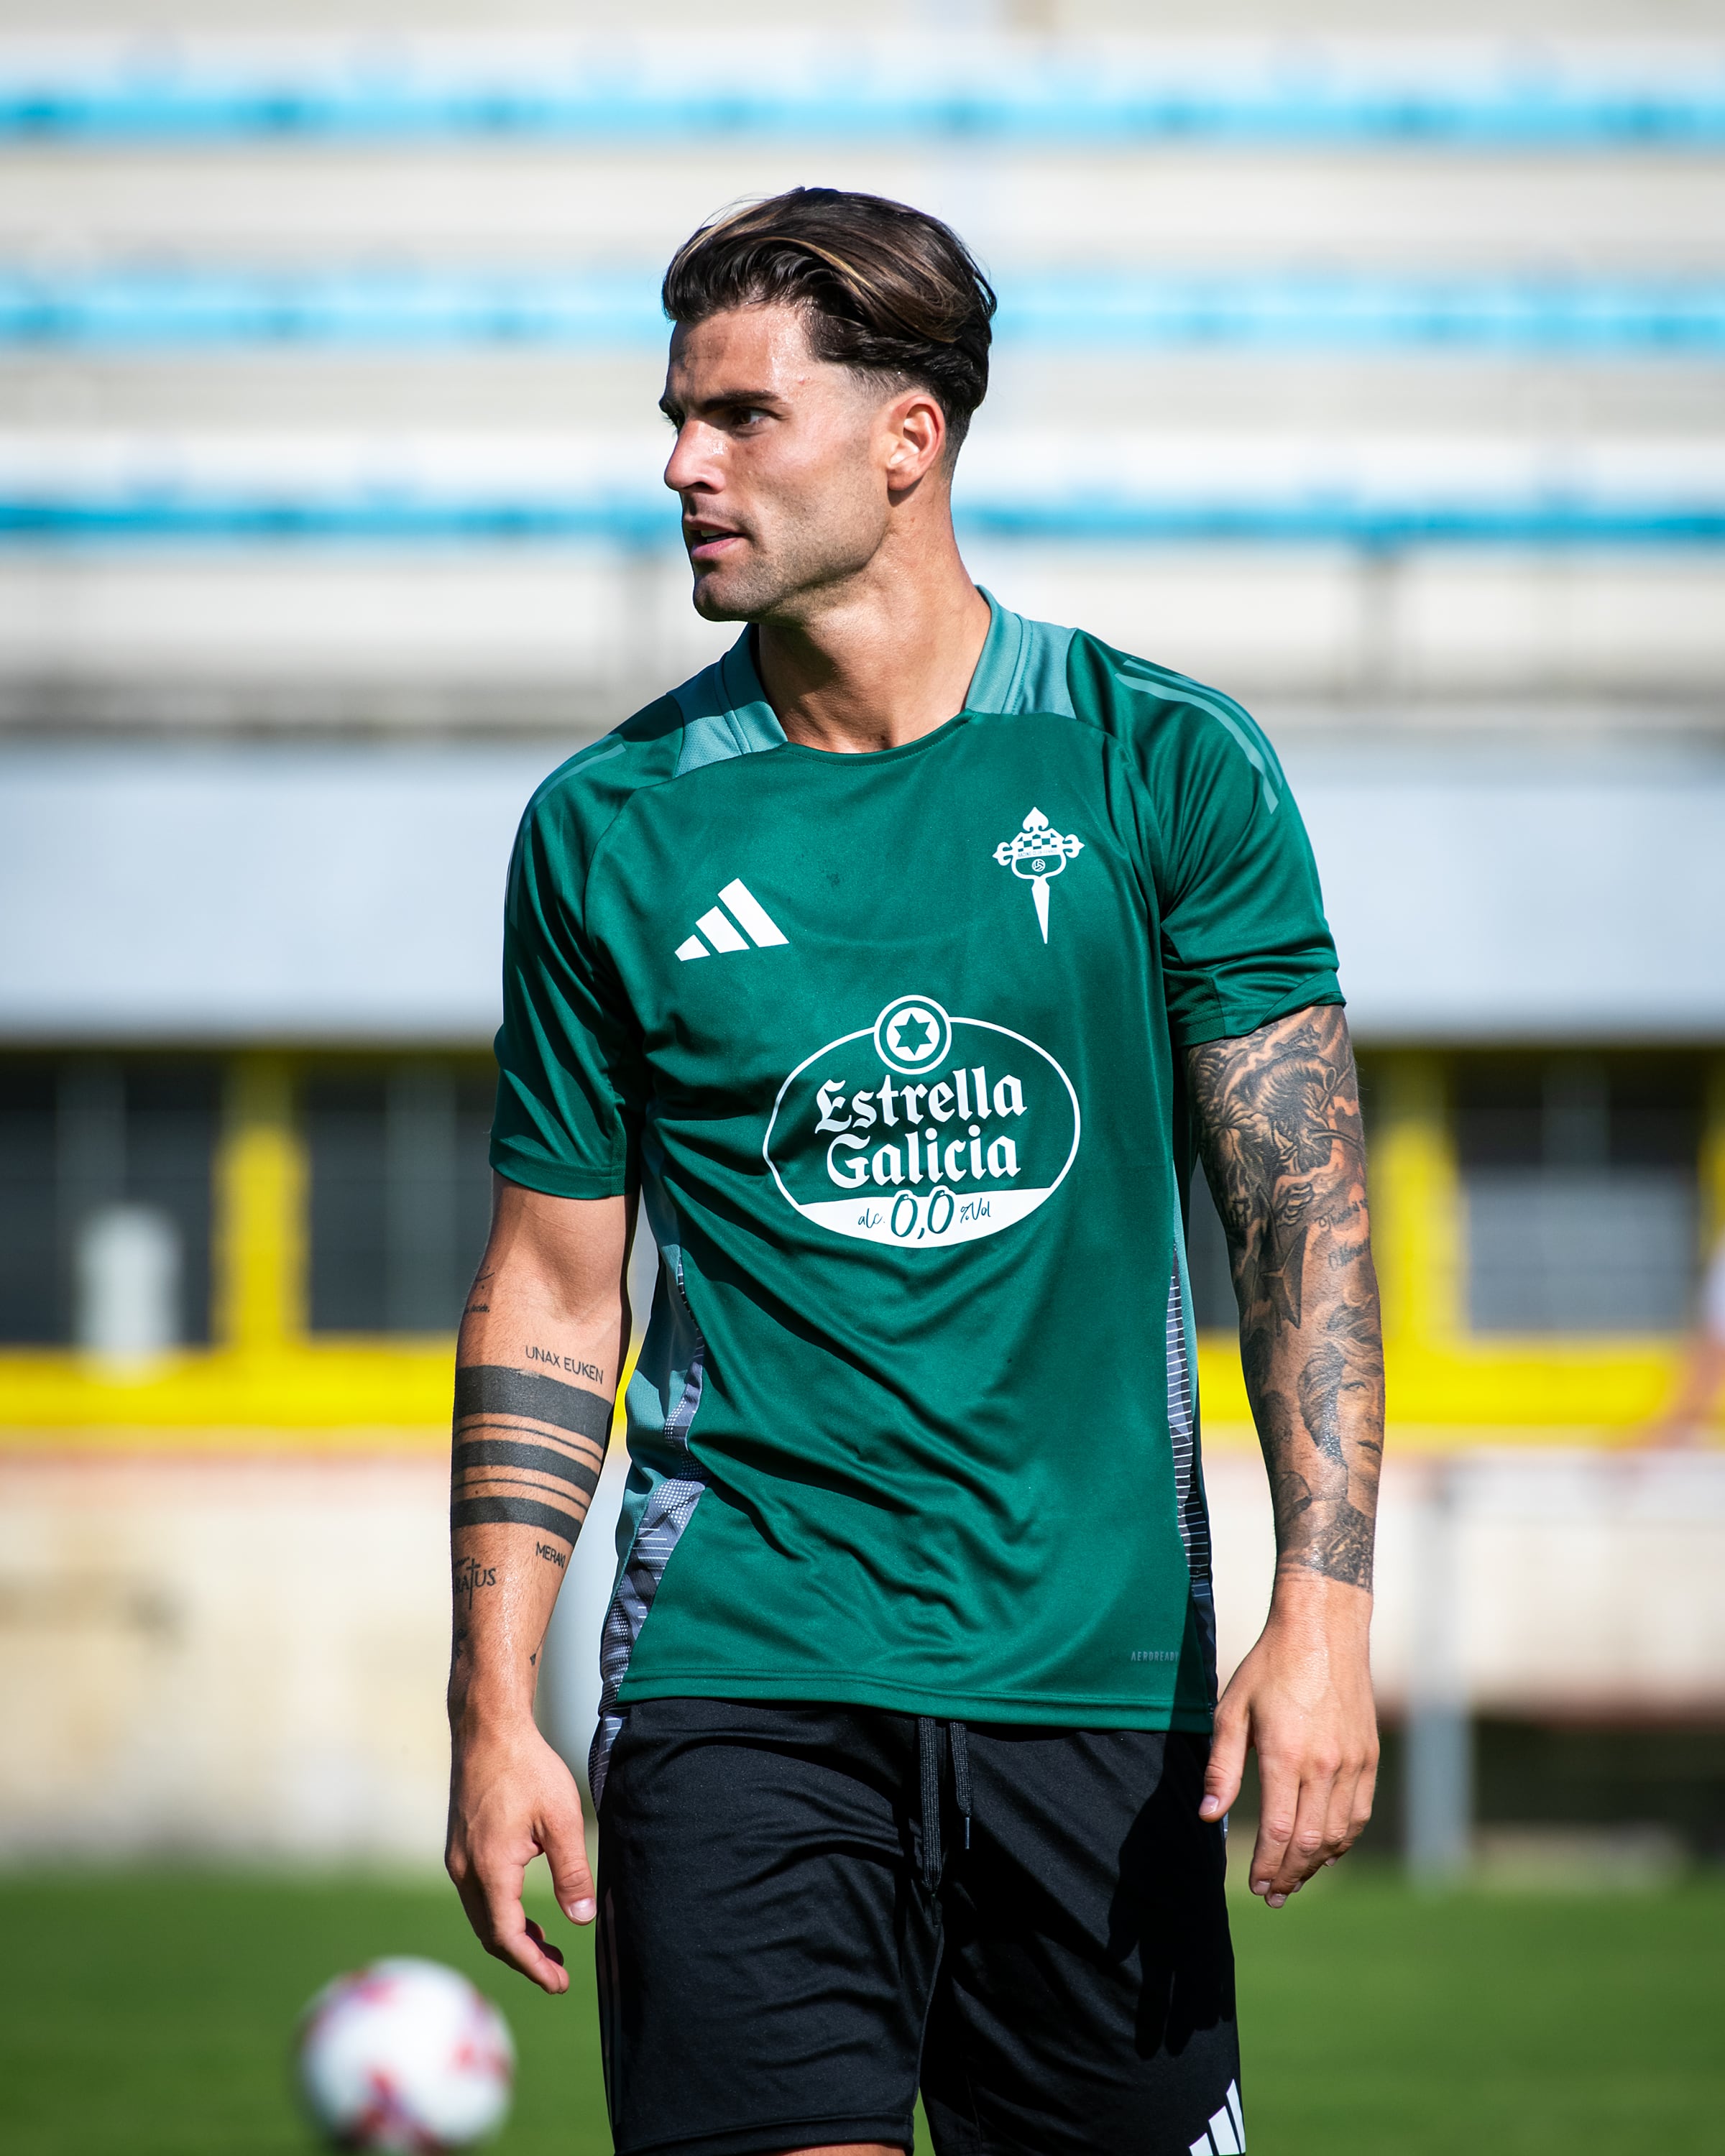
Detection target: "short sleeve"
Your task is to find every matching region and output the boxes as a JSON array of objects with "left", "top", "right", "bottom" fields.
[
  {"left": 1151, "top": 694, "right": 1341, "bottom": 1046},
  {"left": 1062, "top": 637, "right": 1343, "bottom": 1049},
  {"left": 489, "top": 778, "right": 647, "bottom": 1199}
]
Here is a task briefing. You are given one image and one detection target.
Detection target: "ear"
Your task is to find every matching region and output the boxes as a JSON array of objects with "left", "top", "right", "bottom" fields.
[{"left": 881, "top": 388, "right": 948, "bottom": 494}]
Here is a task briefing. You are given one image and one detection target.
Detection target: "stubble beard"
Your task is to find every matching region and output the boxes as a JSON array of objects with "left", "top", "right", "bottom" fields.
[{"left": 686, "top": 497, "right": 886, "bottom": 627}]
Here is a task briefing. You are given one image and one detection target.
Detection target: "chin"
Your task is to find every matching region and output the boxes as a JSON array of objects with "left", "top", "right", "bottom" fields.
[
  {"left": 689, "top": 563, "right": 778, "bottom": 624},
  {"left": 690, "top": 577, "right": 748, "bottom": 623}
]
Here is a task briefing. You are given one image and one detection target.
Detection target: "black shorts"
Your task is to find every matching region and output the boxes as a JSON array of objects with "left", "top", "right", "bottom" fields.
[{"left": 594, "top": 1699, "right": 1243, "bottom": 2156}]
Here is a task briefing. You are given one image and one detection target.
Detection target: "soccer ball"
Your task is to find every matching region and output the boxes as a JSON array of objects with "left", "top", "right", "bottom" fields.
[{"left": 295, "top": 1956, "right": 515, "bottom": 2151}]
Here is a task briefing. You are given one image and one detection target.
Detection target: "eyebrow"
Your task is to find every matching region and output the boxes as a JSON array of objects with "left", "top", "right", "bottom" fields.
[{"left": 660, "top": 387, "right": 786, "bottom": 422}]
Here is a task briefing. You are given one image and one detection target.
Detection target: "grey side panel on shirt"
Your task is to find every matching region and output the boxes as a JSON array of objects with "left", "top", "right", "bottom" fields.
[
  {"left": 1166, "top": 1251, "right": 1218, "bottom": 1702},
  {"left": 589, "top": 1126, "right": 714, "bottom": 1805},
  {"left": 589, "top": 1461, "right": 708, "bottom": 1807},
  {"left": 589, "top": 1250, "right": 709, "bottom": 1807}
]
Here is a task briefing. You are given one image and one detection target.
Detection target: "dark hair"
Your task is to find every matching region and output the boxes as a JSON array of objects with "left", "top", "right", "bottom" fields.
[{"left": 662, "top": 188, "right": 996, "bottom": 455}]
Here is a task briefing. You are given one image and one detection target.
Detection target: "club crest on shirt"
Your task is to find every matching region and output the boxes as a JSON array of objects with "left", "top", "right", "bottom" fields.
[
  {"left": 993, "top": 808, "right": 1083, "bottom": 944},
  {"left": 763, "top": 995, "right": 1081, "bottom": 1250}
]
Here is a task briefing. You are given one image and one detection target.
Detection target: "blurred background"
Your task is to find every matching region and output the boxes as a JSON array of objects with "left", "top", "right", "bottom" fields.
[{"left": 2, "top": 1, "right": 1724, "bottom": 2151}]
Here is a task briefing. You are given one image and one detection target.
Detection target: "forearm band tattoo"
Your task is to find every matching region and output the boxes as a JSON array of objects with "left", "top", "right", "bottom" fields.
[
  {"left": 453, "top": 1364, "right": 610, "bottom": 1445},
  {"left": 451, "top": 1495, "right": 596, "bottom": 1541},
  {"left": 452, "top": 1435, "right": 601, "bottom": 1493},
  {"left": 449, "top": 1363, "right": 610, "bottom": 1544}
]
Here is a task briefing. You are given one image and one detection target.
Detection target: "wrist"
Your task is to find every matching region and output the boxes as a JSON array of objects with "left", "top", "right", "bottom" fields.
[
  {"left": 1266, "top": 1565, "right": 1374, "bottom": 1632},
  {"left": 447, "top": 1667, "right": 537, "bottom": 1739}
]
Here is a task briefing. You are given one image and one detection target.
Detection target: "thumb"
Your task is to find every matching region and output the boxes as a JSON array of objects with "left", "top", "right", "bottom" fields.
[
  {"left": 1200, "top": 1699, "right": 1248, "bottom": 1823},
  {"left": 543, "top": 1787, "right": 596, "bottom": 1925}
]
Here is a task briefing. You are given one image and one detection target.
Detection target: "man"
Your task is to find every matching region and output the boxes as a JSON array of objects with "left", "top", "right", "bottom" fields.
[{"left": 447, "top": 188, "right": 1383, "bottom": 2156}]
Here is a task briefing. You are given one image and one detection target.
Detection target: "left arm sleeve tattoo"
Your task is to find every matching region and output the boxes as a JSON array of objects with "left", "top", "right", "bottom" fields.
[{"left": 1188, "top": 1004, "right": 1385, "bottom": 1590}]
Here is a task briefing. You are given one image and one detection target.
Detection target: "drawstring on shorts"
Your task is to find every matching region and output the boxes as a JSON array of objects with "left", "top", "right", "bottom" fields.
[
  {"left": 951, "top": 1720, "right": 972, "bottom": 1846},
  {"left": 916, "top": 1716, "right": 972, "bottom": 1891}
]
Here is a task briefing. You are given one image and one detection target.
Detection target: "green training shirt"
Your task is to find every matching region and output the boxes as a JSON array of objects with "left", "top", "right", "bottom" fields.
[{"left": 489, "top": 594, "right": 1342, "bottom": 1788}]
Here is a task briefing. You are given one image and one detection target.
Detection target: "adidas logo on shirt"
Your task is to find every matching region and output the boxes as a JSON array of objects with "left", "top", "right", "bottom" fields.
[
  {"left": 1190, "top": 2081, "right": 1247, "bottom": 2155},
  {"left": 675, "top": 879, "right": 789, "bottom": 962}
]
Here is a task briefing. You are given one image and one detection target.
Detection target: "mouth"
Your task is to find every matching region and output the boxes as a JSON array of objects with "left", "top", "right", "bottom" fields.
[{"left": 683, "top": 519, "right": 745, "bottom": 567}]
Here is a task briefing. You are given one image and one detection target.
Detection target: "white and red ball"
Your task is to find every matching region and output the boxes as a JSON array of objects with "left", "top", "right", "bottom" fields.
[{"left": 295, "top": 1957, "right": 515, "bottom": 2152}]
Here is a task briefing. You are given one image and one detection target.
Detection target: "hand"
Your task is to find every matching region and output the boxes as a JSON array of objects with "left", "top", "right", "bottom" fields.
[
  {"left": 1199, "top": 1573, "right": 1378, "bottom": 1908},
  {"left": 446, "top": 1712, "right": 594, "bottom": 1994}
]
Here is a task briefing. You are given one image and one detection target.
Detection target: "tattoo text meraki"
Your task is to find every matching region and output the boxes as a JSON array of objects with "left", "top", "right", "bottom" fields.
[{"left": 1189, "top": 1005, "right": 1384, "bottom": 1591}]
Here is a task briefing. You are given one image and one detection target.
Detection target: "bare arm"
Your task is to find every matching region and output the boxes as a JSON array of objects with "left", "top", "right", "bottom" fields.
[
  {"left": 445, "top": 1178, "right": 631, "bottom": 1994},
  {"left": 1641, "top": 1332, "right": 1725, "bottom": 1446},
  {"left": 1187, "top": 1003, "right": 1384, "bottom": 1905}
]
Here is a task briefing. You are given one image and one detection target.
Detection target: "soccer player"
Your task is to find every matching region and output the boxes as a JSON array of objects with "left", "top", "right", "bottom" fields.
[{"left": 446, "top": 188, "right": 1384, "bottom": 2156}]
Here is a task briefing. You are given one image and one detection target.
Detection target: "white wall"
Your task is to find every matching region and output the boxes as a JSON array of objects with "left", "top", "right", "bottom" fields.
[
  {"left": 4, "top": 739, "right": 1721, "bottom": 1043},
  {"left": 2, "top": 1441, "right": 1721, "bottom": 1862}
]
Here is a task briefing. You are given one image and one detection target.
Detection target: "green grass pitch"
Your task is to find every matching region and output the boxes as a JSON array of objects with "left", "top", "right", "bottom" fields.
[{"left": 1, "top": 1868, "right": 1721, "bottom": 2154}]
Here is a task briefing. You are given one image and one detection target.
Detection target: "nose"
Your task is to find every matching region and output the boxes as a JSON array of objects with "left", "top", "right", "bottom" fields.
[{"left": 663, "top": 420, "right": 718, "bottom": 498}]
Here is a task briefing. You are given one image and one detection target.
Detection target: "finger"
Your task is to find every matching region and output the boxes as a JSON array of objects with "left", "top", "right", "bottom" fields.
[
  {"left": 1317, "top": 1760, "right": 1360, "bottom": 1869},
  {"left": 451, "top": 1861, "right": 497, "bottom": 1950},
  {"left": 481, "top": 1887, "right": 571, "bottom": 1995},
  {"left": 1269, "top": 1762, "right": 1340, "bottom": 1899},
  {"left": 1332, "top": 1748, "right": 1379, "bottom": 1860},
  {"left": 1352, "top": 1749, "right": 1379, "bottom": 1837},
  {"left": 1200, "top": 1702, "right": 1248, "bottom": 1824},
  {"left": 1248, "top": 1751, "right": 1300, "bottom": 1904},
  {"left": 543, "top": 1792, "right": 597, "bottom": 1925},
  {"left": 524, "top": 1919, "right": 566, "bottom": 1968},
  {"left": 456, "top": 1841, "right": 572, "bottom": 1996}
]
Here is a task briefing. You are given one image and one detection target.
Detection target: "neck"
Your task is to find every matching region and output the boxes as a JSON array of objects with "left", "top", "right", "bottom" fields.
[{"left": 752, "top": 517, "right": 992, "bottom": 755}]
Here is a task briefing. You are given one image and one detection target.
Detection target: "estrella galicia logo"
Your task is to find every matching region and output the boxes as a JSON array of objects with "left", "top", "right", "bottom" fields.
[
  {"left": 874, "top": 995, "right": 950, "bottom": 1075},
  {"left": 763, "top": 995, "right": 1081, "bottom": 1249}
]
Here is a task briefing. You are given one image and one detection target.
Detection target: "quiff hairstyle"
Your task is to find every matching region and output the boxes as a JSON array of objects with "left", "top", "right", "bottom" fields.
[{"left": 662, "top": 188, "right": 997, "bottom": 456}]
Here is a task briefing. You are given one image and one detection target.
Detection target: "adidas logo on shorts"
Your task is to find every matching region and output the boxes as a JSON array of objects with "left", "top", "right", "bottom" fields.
[
  {"left": 1190, "top": 2079, "right": 1246, "bottom": 2155},
  {"left": 675, "top": 880, "right": 789, "bottom": 962}
]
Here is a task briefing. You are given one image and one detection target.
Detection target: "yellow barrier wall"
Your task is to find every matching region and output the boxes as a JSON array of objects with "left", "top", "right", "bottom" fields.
[{"left": 4, "top": 1047, "right": 1719, "bottom": 1451}]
